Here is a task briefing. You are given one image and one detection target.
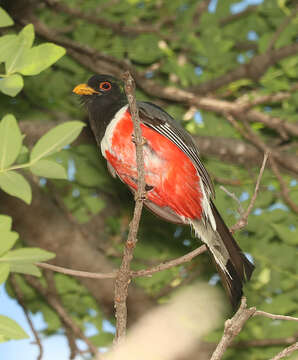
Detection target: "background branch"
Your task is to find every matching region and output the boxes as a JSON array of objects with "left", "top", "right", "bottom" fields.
[{"left": 10, "top": 275, "right": 43, "bottom": 360}]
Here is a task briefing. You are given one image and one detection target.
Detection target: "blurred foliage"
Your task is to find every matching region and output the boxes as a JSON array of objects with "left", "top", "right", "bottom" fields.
[{"left": 0, "top": 0, "right": 297, "bottom": 359}]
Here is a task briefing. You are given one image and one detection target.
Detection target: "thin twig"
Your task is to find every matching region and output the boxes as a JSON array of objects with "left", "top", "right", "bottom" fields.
[
  {"left": 269, "top": 341, "right": 298, "bottom": 360},
  {"left": 220, "top": 185, "right": 244, "bottom": 216},
  {"left": 230, "top": 151, "right": 269, "bottom": 233},
  {"left": 36, "top": 262, "right": 116, "bottom": 279},
  {"left": 37, "top": 246, "right": 207, "bottom": 280},
  {"left": 10, "top": 275, "right": 44, "bottom": 360},
  {"left": 210, "top": 297, "right": 256, "bottom": 360},
  {"left": 113, "top": 71, "right": 146, "bottom": 344},
  {"left": 131, "top": 245, "right": 207, "bottom": 277},
  {"left": 254, "top": 311, "right": 298, "bottom": 322}
]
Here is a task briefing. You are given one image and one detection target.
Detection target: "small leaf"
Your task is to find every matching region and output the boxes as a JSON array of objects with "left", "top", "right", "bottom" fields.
[
  {"left": 0, "top": 263, "right": 10, "bottom": 284},
  {"left": 0, "top": 7, "right": 14, "bottom": 27},
  {"left": 0, "top": 114, "right": 22, "bottom": 169},
  {"left": 0, "top": 315, "right": 29, "bottom": 341},
  {"left": 0, "top": 171, "right": 32, "bottom": 204},
  {"left": 1, "top": 247, "right": 55, "bottom": 264},
  {"left": 0, "top": 34, "right": 19, "bottom": 63},
  {"left": 30, "top": 121, "right": 85, "bottom": 163},
  {"left": 5, "top": 24, "right": 35, "bottom": 74},
  {"left": 18, "top": 43, "right": 66, "bottom": 76},
  {"left": 0, "top": 231, "right": 19, "bottom": 256},
  {"left": 30, "top": 159, "right": 67, "bottom": 179},
  {"left": 0, "top": 215, "right": 12, "bottom": 231},
  {"left": 9, "top": 263, "right": 41, "bottom": 276},
  {"left": 0, "top": 74, "right": 24, "bottom": 96},
  {"left": 89, "top": 332, "right": 114, "bottom": 347},
  {"left": 271, "top": 223, "right": 298, "bottom": 245}
]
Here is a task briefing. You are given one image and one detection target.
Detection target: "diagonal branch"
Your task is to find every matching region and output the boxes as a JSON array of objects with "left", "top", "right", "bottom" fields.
[
  {"left": 24, "top": 275, "right": 100, "bottom": 357},
  {"left": 269, "top": 341, "right": 298, "bottom": 360},
  {"left": 192, "top": 42, "right": 298, "bottom": 94},
  {"left": 267, "top": 6, "right": 298, "bottom": 51},
  {"left": 10, "top": 275, "right": 44, "bottom": 360}
]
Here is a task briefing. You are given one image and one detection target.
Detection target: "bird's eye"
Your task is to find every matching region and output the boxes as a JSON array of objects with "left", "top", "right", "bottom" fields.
[{"left": 99, "top": 81, "right": 112, "bottom": 91}]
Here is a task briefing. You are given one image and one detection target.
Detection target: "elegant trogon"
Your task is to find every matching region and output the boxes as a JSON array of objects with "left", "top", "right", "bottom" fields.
[{"left": 73, "top": 74, "right": 254, "bottom": 308}]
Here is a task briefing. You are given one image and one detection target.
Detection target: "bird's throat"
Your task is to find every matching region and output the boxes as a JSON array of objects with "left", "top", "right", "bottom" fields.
[{"left": 87, "top": 96, "right": 127, "bottom": 146}]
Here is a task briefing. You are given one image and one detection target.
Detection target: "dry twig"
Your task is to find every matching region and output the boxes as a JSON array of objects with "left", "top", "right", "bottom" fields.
[{"left": 230, "top": 151, "right": 269, "bottom": 233}]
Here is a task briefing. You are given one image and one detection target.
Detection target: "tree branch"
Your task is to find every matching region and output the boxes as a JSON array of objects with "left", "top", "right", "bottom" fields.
[
  {"left": 269, "top": 341, "right": 298, "bottom": 360},
  {"left": 131, "top": 245, "right": 207, "bottom": 277},
  {"left": 37, "top": 245, "right": 207, "bottom": 280},
  {"left": 192, "top": 42, "right": 298, "bottom": 94},
  {"left": 210, "top": 297, "right": 256, "bottom": 360},
  {"left": 254, "top": 311, "right": 298, "bottom": 322},
  {"left": 210, "top": 297, "right": 298, "bottom": 360},
  {"left": 113, "top": 72, "right": 146, "bottom": 344}
]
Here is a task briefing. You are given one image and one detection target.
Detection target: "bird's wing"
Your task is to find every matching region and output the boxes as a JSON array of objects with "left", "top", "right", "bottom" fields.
[{"left": 138, "top": 101, "right": 215, "bottom": 199}]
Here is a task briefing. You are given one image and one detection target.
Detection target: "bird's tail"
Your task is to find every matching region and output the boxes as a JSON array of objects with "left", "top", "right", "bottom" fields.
[{"left": 190, "top": 201, "right": 255, "bottom": 308}]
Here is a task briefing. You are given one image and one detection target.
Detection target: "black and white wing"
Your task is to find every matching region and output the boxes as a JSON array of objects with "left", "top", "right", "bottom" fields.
[{"left": 138, "top": 101, "right": 215, "bottom": 199}]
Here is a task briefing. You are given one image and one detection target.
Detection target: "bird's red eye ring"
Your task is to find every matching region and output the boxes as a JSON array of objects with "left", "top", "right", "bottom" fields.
[{"left": 99, "top": 81, "right": 112, "bottom": 91}]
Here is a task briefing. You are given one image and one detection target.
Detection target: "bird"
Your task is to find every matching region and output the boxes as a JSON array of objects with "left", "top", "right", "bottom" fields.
[{"left": 73, "top": 74, "right": 254, "bottom": 308}]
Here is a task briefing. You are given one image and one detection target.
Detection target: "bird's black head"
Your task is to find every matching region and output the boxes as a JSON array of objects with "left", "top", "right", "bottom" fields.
[
  {"left": 73, "top": 74, "right": 126, "bottom": 105},
  {"left": 73, "top": 74, "right": 127, "bottom": 141}
]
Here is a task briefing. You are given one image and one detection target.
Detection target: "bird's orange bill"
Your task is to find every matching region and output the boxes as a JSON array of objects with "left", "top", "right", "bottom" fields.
[{"left": 72, "top": 83, "right": 99, "bottom": 95}]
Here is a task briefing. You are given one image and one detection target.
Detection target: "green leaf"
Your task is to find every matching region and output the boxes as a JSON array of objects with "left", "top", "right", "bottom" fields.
[
  {"left": 128, "top": 34, "right": 163, "bottom": 64},
  {"left": 0, "top": 215, "right": 12, "bottom": 231},
  {"left": 83, "top": 195, "right": 105, "bottom": 214},
  {"left": 9, "top": 263, "right": 41, "bottom": 276},
  {"left": 0, "top": 171, "right": 32, "bottom": 204},
  {"left": 0, "top": 315, "right": 29, "bottom": 341},
  {"left": 0, "top": 74, "right": 23, "bottom": 96},
  {"left": 0, "top": 231, "right": 19, "bottom": 256},
  {"left": 17, "top": 43, "right": 66, "bottom": 76},
  {"left": 30, "top": 121, "right": 85, "bottom": 163},
  {"left": 5, "top": 24, "right": 35, "bottom": 75},
  {"left": 271, "top": 223, "right": 298, "bottom": 245},
  {"left": 89, "top": 331, "right": 114, "bottom": 347},
  {"left": 0, "top": 247, "right": 55, "bottom": 264},
  {"left": 0, "top": 114, "right": 22, "bottom": 169},
  {"left": 0, "top": 263, "right": 10, "bottom": 284},
  {"left": 0, "top": 34, "right": 19, "bottom": 63},
  {"left": 30, "top": 159, "right": 67, "bottom": 179},
  {"left": 0, "top": 7, "right": 14, "bottom": 27}
]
